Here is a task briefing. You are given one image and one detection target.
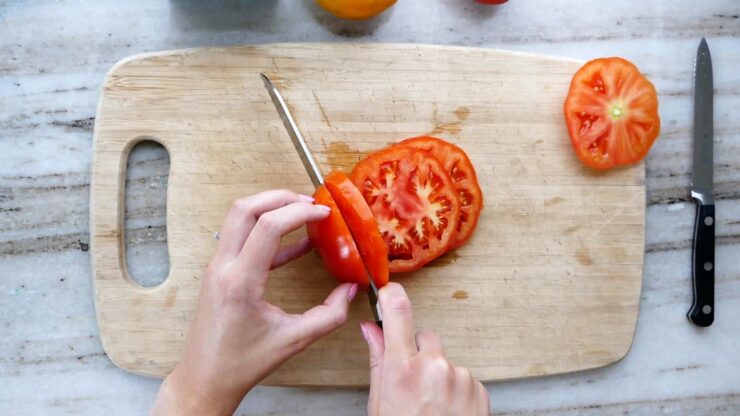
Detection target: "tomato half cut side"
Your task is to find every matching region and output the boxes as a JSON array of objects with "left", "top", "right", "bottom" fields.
[
  {"left": 351, "top": 147, "right": 460, "bottom": 273},
  {"left": 324, "top": 171, "right": 389, "bottom": 288},
  {"left": 306, "top": 186, "right": 369, "bottom": 287},
  {"left": 563, "top": 57, "right": 661, "bottom": 170},
  {"left": 398, "top": 136, "right": 483, "bottom": 249}
]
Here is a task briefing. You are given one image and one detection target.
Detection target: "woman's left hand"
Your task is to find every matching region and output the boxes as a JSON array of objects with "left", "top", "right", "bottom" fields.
[{"left": 151, "top": 190, "right": 359, "bottom": 415}]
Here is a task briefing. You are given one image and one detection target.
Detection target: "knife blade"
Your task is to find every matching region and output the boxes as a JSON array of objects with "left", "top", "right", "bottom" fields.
[
  {"left": 260, "top": 73, "right": 324, "bottom": 188},
  {"left": 260, "top": 73, "right": 383, "bottom": 328},
  {"left": 687, "top": 38, "right": 715, "bottom": 327}
]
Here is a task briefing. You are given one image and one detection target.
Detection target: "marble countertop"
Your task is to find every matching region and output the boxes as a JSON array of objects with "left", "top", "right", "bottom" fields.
[{"left": 1, "top": 0, "right": 739, "bottom": 414}]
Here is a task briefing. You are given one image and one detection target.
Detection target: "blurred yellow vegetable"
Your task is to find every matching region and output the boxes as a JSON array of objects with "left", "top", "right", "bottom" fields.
[{"left": 316, "top": 0, "right": 397, "bottom": 20}]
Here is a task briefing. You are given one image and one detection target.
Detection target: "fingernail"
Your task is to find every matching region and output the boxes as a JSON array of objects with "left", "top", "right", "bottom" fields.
[
  {"left": 316, "top": 204, "right": 331, "bottom": 212},
  {"left": 360, "top": 322, "right": 370, "bottom": 343},
  {"left": 347, "top": 283, "right": 359, "bottom": 302},
  {"left": 298, "top": 194, "right": 315, "bottom": 202}
]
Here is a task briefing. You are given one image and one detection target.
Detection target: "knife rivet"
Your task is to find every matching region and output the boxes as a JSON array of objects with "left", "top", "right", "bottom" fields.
[
  {"left": 703, "top": 261, "right": 713, "bottom": 271},
  {"left": 702, "top": 305, "right": 712, "bottom": 315},
  {"left": 704, "top": 216, "right": 714, "bottom": 226}
]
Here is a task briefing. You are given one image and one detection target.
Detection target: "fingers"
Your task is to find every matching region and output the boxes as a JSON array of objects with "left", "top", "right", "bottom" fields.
[
  {"left": 216, "top": 190, "right": 312, "bottom": 261},
  {"left": 270, "top": 236, "right": 312, "bottom": 270},
  {"left": 415, "top": 329, "right": 445, "bottom": 357},
  {"left": 239, "top": 202, "right": 330, "bottom": 287},
  {"left": 362, "top": 321, "right": 386, "bottom": 373},
  {"left": 290, "top": 283, "right": 358, "bottom": 345},
  {"left": 477, "top": 382, "right": 490, "bottom": 415},
  {"left": 362, "top": 321, "right": 385, "bottom": 416},
  {"left": 378, "top": 282, "right": 417, "bottom": 357}
]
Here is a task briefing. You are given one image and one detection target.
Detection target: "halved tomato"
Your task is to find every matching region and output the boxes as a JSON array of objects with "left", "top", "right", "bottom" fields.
[
  {"left": 306, "top": 186, "right": 369, "bottom": 287},
  {"left": 398, "top": 136, "right": 483, "bottom": 249},
  {"left": 351, "top": 147, "right": 460, "bottom": 273},
  {"left": 563, "top": 57, "right": 661, "bottom": 170},
  {"left": 324, "top": 171, "right": 389, "bottom": 288}
]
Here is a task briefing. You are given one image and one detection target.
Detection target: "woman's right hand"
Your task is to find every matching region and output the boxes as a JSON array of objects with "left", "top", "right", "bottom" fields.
[{"left": 362, "top": 283, "right": 490, "bottom": 415}]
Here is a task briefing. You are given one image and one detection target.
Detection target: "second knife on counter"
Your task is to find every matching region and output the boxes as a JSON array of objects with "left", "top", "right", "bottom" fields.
[{"left": 688, "top": 38, "right": 715, "bottom": 327}]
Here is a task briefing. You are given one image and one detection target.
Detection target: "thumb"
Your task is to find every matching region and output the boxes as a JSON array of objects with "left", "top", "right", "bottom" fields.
[
  {"left": 361, "top": 321, "right": 385, "bottom": 415},
  {"left": 292, "top": 283, "right": 357, "bottom": 344}
]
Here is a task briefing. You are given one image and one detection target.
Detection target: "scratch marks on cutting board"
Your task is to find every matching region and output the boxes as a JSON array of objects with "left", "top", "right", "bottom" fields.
[
  {"left": 311, "top": 91, "right": 334, "bottom": 130},
  {"left": 575, "top": 239, "right": 594, "bottom": 266},
  {"left": 587, "top": 191, "right": 642, "bottom": 241},
  {"left": 324, "top": 141, "right": 370, "bottom": 172},
  {"left": 164, "top": 285, "right": 178, "bottom": 310},
  {"left": 544, "top": 196, "right": 564, "bottom": 207},
  {"left": 428, "top": 105, "right": 470, "bottom": 136},
  {"left": 451, "top": 290, "right": 469, "bottom": 300}
]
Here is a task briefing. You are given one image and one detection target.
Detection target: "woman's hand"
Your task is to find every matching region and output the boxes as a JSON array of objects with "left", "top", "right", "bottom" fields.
[
  {"left": 151, "top": 190, "right": 359, "bottom": 415},
  {"left": 362, "top": 283, "right": 489, "bottom": 416}
]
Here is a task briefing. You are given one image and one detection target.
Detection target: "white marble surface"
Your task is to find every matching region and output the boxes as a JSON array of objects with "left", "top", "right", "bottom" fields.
[{"left": 1, "top": 0, "right": 740, "bottom": 414}]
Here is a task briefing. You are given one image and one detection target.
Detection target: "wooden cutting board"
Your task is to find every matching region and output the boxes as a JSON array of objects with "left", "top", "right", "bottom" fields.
[{"left": 91, "top": 43, "right": 645, "bottom": 386}]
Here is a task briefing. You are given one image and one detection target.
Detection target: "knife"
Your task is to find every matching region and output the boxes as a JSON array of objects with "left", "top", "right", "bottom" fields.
[
  {"left": 687, "top": 38, "right": 715, "bottom": 327},
  {"left": 260, "top": 73, "right": 383, "bottom": 328}
]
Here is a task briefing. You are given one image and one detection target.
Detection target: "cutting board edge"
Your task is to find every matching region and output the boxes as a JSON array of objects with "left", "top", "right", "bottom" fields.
[
  {"left": 94, "top": 334, "right": 640, "bottom": 386},
  {"left": 100, "top": 42, "right": 586, "bottom": 77}
]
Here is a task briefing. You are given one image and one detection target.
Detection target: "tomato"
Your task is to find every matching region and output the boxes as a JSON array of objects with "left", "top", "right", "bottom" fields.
[
  {"left": 324, "top": 171, "right": 389, "bottom": 287},
  {"left": 563, "top": 57, "right": 661, "bottom": 170},
  {"left": 306, "top": 186, "right": 369, "bottom": 287},
  {"left": 351, "top": 147, "right": 460, "bottom": 273},
  {"left": 315, "top": 0, "right": 396, "bottom": 20},
  {"left": 475, "top": 0, "right": 508, "bottom": 4},
  {"left": 398, "top": 136, "right": 483, "bottom": 249}
]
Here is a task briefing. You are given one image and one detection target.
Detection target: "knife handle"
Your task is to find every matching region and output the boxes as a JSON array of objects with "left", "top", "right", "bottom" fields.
[{"left": 688, "top": 203, "right": 715, "bottom": 327}]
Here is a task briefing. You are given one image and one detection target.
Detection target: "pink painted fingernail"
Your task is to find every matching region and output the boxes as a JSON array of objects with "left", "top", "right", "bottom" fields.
[
  {"left": 360, "top": 322, "right": 370, "bottom": 343},
  {"left": 316, "top": 204, "right": 331, "bottom": 212},
  {"left": 298, "top": 194, "right": 315, "bottom": 202},
  {"left": 347, "top": 283, "right": 359, "bottom": 302}
]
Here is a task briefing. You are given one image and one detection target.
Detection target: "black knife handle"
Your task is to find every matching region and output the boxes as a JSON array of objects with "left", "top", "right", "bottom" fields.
[{"left": 688, "top": 203, "right": 715, "bottom": 327}]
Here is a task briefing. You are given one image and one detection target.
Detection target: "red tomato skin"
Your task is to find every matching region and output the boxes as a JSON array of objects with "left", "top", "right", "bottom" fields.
[
  {"left": 306, "top": 186, "right": 370, "bottom": 288},
  {"left": 475, "top": 0, "right": 508, "bottom": 4},
  {"left": 324, "top": 171, "right": 389, "bottom": 287}
]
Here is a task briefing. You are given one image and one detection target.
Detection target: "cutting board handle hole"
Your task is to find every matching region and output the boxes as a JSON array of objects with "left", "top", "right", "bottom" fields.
[{"left": 123, "top": 139, "right": 170, "bottom": 288}]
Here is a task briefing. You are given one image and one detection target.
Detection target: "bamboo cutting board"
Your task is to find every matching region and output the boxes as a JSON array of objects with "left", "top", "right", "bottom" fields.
[{"left": 91, "top": 43, "right": 645, "bottom": 386}]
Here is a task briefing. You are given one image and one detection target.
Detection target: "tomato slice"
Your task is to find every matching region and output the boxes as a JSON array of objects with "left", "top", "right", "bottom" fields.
[
  {"left": 398, "top": 136, "right": 483, "bottom": 249},
  {"left": 306, "top": 186, "right": 369, "bottom": 287},
  {"left": 324, "top": 171, "right": 389, "bottom": 287},
  {"left": 563, "top": 57, "right": 661, "bottom": 170},
  {"left": 351, "top": 147, "right": 460, "bottom": 273}
]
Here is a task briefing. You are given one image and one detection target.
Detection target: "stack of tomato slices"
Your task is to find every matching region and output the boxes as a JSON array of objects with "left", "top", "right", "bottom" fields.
[{"left": 307, "top": 136, "right": 483, "bottom": 288}]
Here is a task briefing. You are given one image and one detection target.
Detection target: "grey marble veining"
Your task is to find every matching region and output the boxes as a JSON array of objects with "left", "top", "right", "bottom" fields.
[{"left": 1, "top": 0, "right": 739, "bottom": 415}]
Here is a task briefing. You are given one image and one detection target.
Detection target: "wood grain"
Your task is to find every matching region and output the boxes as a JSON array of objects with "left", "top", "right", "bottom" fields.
[{"left": 90, "top": 43, "right": 645, "bottom": 386}]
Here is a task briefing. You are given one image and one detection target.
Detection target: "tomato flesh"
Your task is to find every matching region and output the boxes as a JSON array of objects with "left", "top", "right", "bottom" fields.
[
  {"left": 563, "top": 57, "right": 661, "bottom": 170},
  {"left": 398, "top": 136, "right": 483, "bottom": 248},
  {"left": 351, "top": 147, "right": 460, "bottom": 273},
  {"left": 306, "top": 186, "right": 369, "bottom": 287},
  {"left": 324, "top": 171, "right": 389, "bottom": 288}
]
